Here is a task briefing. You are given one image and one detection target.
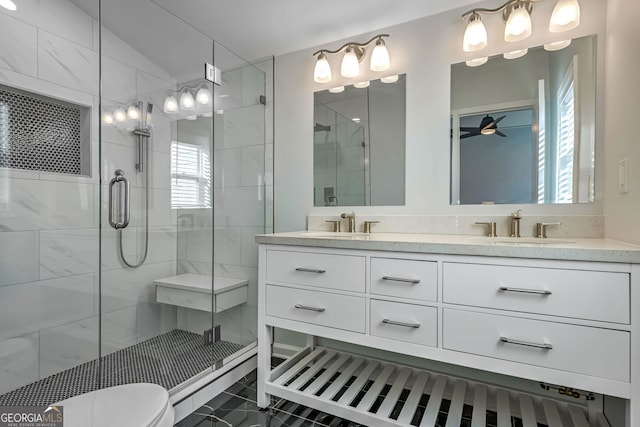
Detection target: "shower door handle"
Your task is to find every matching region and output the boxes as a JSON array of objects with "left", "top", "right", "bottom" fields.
[{"left": 109, "top": 170, "right": 130, "bottom": 229}]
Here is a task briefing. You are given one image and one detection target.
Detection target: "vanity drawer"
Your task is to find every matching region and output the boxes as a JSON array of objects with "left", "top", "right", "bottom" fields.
[
  {"left": 370, "top": 299, "right": 437, "bottom": 347},
  {"left": 266, "top": 285, "right": 365, "bottom": 333},
  {"left": 443, "top": 262, "right": 629, "bottom": 324},
  {"left": 371, "top": 258, "right": 437, "bottom": 301},
  {"left": 443, "top": 309, "right": 630, "bottom": 382},
  {"left": 266, "top": 250, "right": 365, "bottom": 292}
]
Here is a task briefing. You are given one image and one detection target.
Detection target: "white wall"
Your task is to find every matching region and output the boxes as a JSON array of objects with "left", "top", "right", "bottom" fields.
[
  {"left": 274, "top": 0, "right": 607, "bottom": 232},
  {"left": 603, "top": 0, "right": 640, "bottom": 245}
]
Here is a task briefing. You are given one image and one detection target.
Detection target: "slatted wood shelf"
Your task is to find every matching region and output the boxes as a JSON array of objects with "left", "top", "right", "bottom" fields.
[{"left": 265, "top": 346, "right": 611, "bottom": 427}]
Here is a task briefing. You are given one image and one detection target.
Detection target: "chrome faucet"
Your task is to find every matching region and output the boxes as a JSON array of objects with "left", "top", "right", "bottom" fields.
[
  {"left": 341, "top": 211, "right": 356, "bottom": 233},
  {"left": 510, "top": 210, "right": 523, "bottom": 238}
]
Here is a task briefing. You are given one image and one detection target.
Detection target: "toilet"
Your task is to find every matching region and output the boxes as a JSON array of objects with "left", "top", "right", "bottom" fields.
[{"left": 54, "top": 383, "right": 174, "bottom": 427}]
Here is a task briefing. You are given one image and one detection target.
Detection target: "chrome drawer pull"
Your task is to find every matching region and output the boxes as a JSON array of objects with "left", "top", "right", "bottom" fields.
[
  {"left": 295, "top": 304, "right": 326, "bottom": 313},
  {"left": 500, "top": 336, "right": 553, "bottom": 350},
  {"left": 382, "top": 319, "right": 421, "bottom": 329},
  {"left": 295, "top": 267, "right": 326, "bottom": 274},
  {"left": 499, "top": 286, "right": 552, "bottom": 295},
  {"left": 382, "top": 276, "right": 420, "bottom": 284}
]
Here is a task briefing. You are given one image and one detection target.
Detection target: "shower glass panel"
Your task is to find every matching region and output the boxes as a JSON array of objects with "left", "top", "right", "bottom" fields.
[
  {"left": 99, "top": 0, "right": 223, "bottom": 392},
  {"left": 0, "top": 0, "right": 100, "bottom": 402},
  {"left": 209, "top": 42, "right": 266, "bottom": 359},
  {"left": 0, "top": 0, "right": 268, "bottom": 407}
]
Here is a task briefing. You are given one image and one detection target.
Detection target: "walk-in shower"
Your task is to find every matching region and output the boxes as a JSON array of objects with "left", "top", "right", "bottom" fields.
[{"left": 0, "top": 0, "right": 270, "bottom": 418}]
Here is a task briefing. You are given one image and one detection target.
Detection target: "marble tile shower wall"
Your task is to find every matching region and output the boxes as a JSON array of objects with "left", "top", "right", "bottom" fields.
[
  {"left": 0, "top": 1, "right": 178, "bottom": 394},
  {"left": 177, "top": 59, "right": 272, "bottom": 346}
]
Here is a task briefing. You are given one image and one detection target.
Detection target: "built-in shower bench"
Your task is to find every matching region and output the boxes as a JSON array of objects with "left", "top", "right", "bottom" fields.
[{"left": 154, "top": 273, "right": 248, "bottom": 313}]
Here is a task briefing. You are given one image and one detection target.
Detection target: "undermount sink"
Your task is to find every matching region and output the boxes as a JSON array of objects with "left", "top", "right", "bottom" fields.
[{"left": 472, "top": 237, "right": 575, "bottom": 245}]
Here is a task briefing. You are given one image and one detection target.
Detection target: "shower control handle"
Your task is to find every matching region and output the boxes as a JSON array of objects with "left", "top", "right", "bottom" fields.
[{"left": 108, "top": 169, "right": 130, "bottom": 229}]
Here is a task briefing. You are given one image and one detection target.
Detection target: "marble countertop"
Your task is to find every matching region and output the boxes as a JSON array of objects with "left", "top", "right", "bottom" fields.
[{"left": 255, "top": 231, "right": 640, "bottom": 263}]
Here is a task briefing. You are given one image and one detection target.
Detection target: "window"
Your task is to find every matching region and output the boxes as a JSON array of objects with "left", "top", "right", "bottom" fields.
[
  {"left": 555, "top": 62, "right": 576, "bottom": 203},
  {"left": 170, "top": 141, "right": 211, "bottom": 209}
]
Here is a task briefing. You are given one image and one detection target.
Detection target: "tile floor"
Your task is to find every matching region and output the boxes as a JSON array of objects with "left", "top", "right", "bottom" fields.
[{"left": 177, "top": 370, "right": 364, "bottom": 427}]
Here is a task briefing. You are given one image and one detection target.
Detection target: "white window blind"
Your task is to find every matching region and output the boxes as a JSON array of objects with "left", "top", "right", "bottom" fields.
[
  {"left": 556, "top": 78, "right": 575, "bottom": 203},
  {"left": 171, "top": 141, "right": 211, "bottom": 209}
]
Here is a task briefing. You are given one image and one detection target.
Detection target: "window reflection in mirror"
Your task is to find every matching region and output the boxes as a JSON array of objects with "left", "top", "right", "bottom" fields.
[
  {"left": 450, "top": 35, "right": 596, "bottom": 205},
  {"left": 314, "top": 74, "right": 406, "bottom": 207}
]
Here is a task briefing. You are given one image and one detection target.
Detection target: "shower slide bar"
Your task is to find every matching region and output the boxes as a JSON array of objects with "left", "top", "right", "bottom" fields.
[{"left": 108, "top": 169, "right": 130, "bottom": 229}]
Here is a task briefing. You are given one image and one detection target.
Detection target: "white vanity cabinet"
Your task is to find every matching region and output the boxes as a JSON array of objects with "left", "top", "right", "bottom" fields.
[{"left": 257, "top": 238, "right": 640, "bottom": 427}]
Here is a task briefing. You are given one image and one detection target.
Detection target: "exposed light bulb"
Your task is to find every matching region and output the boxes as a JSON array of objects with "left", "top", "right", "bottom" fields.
[
  {"left": 328, "top": 86, "right": 345, "bottom": 93},
  {"left": 353, "top": 81, "right": 370, "bottom": 89},
  {"left": 503, "top": 48, "right": 528, "bottom": 59},
  {"left": 544, "top": 39, "right": 572, "bottom": 51},
  {"left": 102, "top": 112, "right": 114, "bottom": 125},
  {"left": 127, "top": 105, "right": 140, "bottom": 120},
  {"left": 463, "top": 13, "right": 488, "bottom": 52},
  {"left": 549, "top": 0, "right": 580, "bottom": 32},
  {"left": 505, "top": 3, "right": 532, "bottom": 42},
  {"left": 466, "top": 57, "right": 488, "bottom": 67},
  {"left": 113, "top": 108, "right": 127, "bottom": 122},
  {"left": 370, "top": 38, "right": 390, "bottom": 72},
  {"left": 0, "top": 0, "right": 17, "bottom": 11},
  {"left": 196, "top": 87, "right": 211, "bottom": 105},
  {"left": 180, "top": 90, "right": 195, "bottom": 110},
  {"left": 341, "top": 46, "right": 360, "bottom": 78},
  {"left": 163, "top": 95, "right": 178, "bottom": 114},
  {"left": 381, "top": 75, "right": 399, "bottom": 83}
]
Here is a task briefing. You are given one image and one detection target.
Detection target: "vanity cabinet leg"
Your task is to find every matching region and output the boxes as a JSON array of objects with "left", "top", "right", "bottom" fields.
[{"left": 257, "top": 323, "right": 272, "bottom": 408}]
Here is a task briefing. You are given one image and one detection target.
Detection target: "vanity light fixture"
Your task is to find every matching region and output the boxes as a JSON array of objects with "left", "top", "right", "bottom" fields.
[
  {"left": 463, "top": 13, "right": 488, "bottom": 52},
  {"left": 328, "top": 86, "right": 345, "bottom": 93},
  {"left": 503, "top": 48, "right": 528, "bottom": 59},
  {"left": 353, "top": 81, "right": 370, "bottom": 89},
  {"left": 381, "top": 75, "right": 399, "bottom": 83},
  {"left": 466, "top": 57, "right": 489, "bottom": 67},
  {"left": 549, "top": 0, "right": 580, "bottom": 32},
  {"left": 103, "top": 112, "right": 114, "bottom": 125},
  {"left": 179, "top": 89, "right": 195, "bottom": 111},
  {"left": 461, "top": 0, "right": 580, "bottom": 54},
  {"left": 0, "top": 0, "right": 16, "bottom": 11},
  {"left": 544, "top": 39, "right": 572, "bottom": 51},
  {"left": 113, "top": 107, "right": 127, "bottom": 123},
  {"left": 163, "top": 94, "right": 178, "bottom": 114},
  {"left": 127, "top": 104, "right": 141, "bottom": 120},
  {"left": 196, "top": 85, "right": 211, "bottom": 105},
  {"left": 313, "top": 34, "right": 390, "bottom": 83}
]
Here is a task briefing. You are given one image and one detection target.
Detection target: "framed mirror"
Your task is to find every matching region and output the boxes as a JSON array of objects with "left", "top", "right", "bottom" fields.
[
  {"left": 450, "top": 35, "right": 596, "bottom": 205},
  {"left": 314, "top": 74, "right": 406, "bottom": 207}
]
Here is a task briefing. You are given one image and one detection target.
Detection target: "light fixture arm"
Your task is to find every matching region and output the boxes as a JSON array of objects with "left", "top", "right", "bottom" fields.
[
  {"left": 312, "top": 34, "right": 390, "bottom": 57},
  {"left": 462, "top": 0, "right": 539, "bottom": 21}
]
